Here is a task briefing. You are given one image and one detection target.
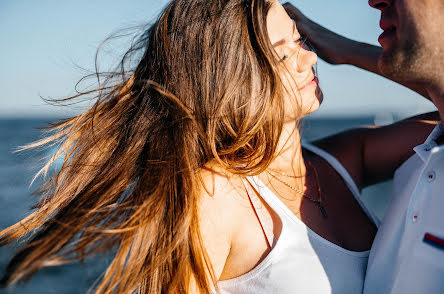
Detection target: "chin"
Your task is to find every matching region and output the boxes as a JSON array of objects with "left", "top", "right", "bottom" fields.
[
  {"left": 378, "top": 50, "right": 399, "bottom": 77},
  {"left": 378, "top": 38, "right": 420, "bottom": 80},
  {"left": 301, "top": 89, "right": 323, "bottom": 116}
]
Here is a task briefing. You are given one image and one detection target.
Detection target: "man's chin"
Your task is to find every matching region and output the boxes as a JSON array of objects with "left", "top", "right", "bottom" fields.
[
  {"left": 378, "top": 54, "right": 394, "bottom": 76},
  {"left": 379, "top": 35, "right": 422, "bottom": 77},
  {"left": 378, "top": 48, "right": 405, "bottom": 78}
]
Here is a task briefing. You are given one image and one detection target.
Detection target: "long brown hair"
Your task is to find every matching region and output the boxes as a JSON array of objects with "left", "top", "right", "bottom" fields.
[{"left": 0, "top": 0, "right": 293, "bottom": 293}]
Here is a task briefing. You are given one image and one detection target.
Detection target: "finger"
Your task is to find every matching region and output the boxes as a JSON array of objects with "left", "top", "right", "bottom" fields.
[{"left": 282, "top": 2, "right": 304, "bottom": 20}]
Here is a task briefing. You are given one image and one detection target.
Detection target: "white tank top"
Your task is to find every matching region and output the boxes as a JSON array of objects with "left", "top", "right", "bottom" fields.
[{"left": 216, "top": 143, "right": 380, "bottom": 294}]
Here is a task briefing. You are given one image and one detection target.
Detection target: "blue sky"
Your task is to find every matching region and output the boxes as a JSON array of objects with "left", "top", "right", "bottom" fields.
[{"left": 0, "top": 0, "right": 435, "bottom": 118}]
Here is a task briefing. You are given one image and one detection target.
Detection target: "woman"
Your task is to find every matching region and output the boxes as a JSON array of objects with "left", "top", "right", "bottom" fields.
[{"left": 0, "top": 0, "right": 438, "bottom": 293}]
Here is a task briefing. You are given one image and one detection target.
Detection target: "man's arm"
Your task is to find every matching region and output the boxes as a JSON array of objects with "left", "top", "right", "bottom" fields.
[
  {"left": 283, "top": 2, "right": 431, "bottom": 100},
  {"left": 360, "top": 111, "right": 439, "bottom": 186},
  {"left": 314, "top": 112, "right": 440, "bottom": 189}
]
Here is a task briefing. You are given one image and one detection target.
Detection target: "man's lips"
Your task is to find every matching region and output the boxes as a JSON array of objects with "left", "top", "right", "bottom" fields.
[
  {"left": 378, "top": 16, "right": 397, "bottom": 46},
  {"left": 378, "top": 26, "right": 396, "bottom": 45},
  {"left": 378, "top": 27, "right": 396, "bottom": 47},
  {"left": 379, "top": 19, "right": 396, "bottom": 31}
]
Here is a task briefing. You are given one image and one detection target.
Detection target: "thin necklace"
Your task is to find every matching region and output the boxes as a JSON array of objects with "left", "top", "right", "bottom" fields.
[
  {"left": 267, "top": 168, "right": 306, "bottom": 178},
  {"left": 266, "top": 161, "right": 327, "bottom": 218}
]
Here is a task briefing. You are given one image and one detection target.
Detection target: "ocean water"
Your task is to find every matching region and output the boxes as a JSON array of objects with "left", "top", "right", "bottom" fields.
[{"left": 0, "top": 117, "right": 392, "bottom": 293}]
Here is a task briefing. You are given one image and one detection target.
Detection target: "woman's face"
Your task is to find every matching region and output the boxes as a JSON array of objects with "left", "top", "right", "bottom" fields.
[{"left": 266, "top": 1, "right": 323, "bottom": 119}]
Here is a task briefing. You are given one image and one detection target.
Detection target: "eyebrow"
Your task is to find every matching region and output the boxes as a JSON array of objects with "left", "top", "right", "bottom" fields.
[{"left": 272, "top": 21, "right": 297, "bottom": 47}]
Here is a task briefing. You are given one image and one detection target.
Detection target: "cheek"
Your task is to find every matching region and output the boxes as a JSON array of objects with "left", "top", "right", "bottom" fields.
[{"left": 280, "top": 64, "right": 300, "bottom": 90}]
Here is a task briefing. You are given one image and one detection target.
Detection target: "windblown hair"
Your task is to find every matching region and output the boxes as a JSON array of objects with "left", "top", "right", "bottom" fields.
[{"left": 0, "top": 0, "right": 297, "bottom": 293}]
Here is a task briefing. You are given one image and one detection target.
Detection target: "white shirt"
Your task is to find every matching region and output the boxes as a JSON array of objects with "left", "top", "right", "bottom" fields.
[{"left": 364, "top": 123, "right": 444, "bottom": 294}]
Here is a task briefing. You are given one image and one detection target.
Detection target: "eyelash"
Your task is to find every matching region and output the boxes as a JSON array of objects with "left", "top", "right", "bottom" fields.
[
  {"left": 280, "top": 54, "right": 290, "bottom": 62},
  {"left": 280, "top": 35, "right": 308, "bottom": 62}
]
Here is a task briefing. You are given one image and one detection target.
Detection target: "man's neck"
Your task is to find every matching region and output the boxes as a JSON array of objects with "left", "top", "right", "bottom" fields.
[{"left": 427, "top": 85, "right": 444, "bottom": 122}]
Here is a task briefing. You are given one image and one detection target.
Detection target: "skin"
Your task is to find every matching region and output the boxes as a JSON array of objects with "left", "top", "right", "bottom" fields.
[
  {"left": 198, "top": 0, "right": 440, "bottom": 284},
  {"left": 369, "top": 0, "right": 444, "bottom": 86},
  {"left": 368, "top": 0, "right": 444, "bottom": 118},
  {"left": 266, "top": 4, "right": 323, "bottom": 118},
  {"left": 283, "top": 0, "right": 444, "bottom": 119}
]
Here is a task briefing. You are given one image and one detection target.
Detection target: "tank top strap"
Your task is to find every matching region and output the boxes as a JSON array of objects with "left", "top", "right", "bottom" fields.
[
  {"left": 302, "top": 142, "right": 380, "bottom": 227},
  {"left": 242, "top": 178, "right": 276, "bottom": 248}
]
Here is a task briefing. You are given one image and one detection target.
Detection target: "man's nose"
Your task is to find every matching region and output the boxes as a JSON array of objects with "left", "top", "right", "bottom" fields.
[{"left": 368, "top": 0, "right": 392, "bottom": 10}]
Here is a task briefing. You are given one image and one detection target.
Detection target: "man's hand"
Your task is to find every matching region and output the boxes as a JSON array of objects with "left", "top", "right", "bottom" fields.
[
  {"left": 283, "top": 2, "right": 431, "bottom": 100},
  {"left": 283, "top": 2, "right": 355, "bottom": 65}
]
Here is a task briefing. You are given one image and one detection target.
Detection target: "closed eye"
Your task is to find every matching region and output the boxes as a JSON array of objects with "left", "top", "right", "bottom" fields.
[
  {"left": 279, "top": 36, "right": 310, "bottom": 62},
  {"left": 280, "top": 54, "right": 290, "bottom": 62}
]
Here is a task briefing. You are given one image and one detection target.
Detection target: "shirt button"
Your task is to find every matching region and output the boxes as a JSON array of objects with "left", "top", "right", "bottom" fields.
[
  {"left": 427, "top": 171, "right": 436, "bottom": 182},
  {"left": 412, "top": 214, "right": 419, "bottom": 222}
]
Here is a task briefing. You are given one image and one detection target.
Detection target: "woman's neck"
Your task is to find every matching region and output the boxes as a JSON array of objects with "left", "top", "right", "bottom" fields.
[{"left": 266, "top": 120, "right": 307, "bottom": 177}]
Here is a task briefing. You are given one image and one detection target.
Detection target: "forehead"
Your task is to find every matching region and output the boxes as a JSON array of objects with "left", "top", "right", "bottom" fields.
[{"left": 266, "top": 1, "right": 295, "bottom": 44}]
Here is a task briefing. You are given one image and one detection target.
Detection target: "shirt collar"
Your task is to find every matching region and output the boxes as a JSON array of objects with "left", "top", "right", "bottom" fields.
[{"left": 413, "top": 122, "right": 444, "bottom": 162}]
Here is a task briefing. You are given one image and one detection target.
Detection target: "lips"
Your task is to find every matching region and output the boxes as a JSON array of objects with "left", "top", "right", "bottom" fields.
[
  {"left": 379, "top": 19, "right": 395, "bottom": 31},
  {"left": 378, "top": 17, "right": 397, "bottom": 47},
  {"left": 378, "top": 26, "right": 396, "bottom": 46},
  {"left": 299, "top": 76, "right": 318, "bottom": 90}
]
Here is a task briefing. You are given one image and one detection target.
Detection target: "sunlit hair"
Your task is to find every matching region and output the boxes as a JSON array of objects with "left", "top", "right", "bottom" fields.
[{"left": 0, "top": 0, "right": 301, "bottom": 293}]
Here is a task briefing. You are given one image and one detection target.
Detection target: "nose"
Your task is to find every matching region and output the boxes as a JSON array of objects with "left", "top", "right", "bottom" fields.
[
  {"left": 368, "top": 0, "right": 392, "bottom": 10},
  {"left": 297, "top": 48, "right": 317, "bottom": 73}
]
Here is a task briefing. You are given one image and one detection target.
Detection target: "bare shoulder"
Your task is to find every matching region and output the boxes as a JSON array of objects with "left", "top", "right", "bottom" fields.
[{"left": 196, "top": 161, "right": 248, "bottom": 280}]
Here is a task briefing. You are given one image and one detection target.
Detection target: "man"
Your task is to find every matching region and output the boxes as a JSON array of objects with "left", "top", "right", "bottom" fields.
[{"left": 283, "top": 0, "right": 444, "bottom": 293}]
